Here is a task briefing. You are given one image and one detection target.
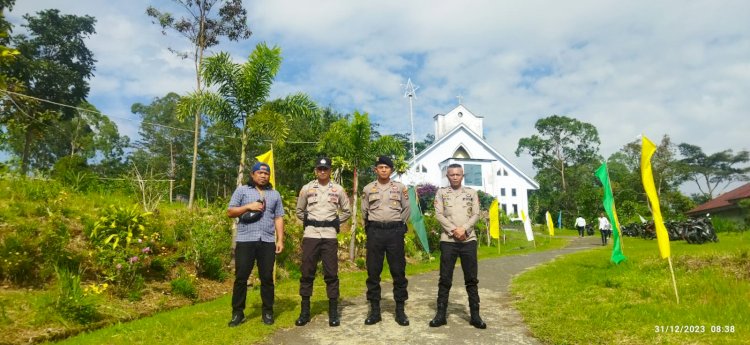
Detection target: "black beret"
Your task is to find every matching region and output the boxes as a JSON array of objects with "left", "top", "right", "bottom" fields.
[{"left": 376, "top": 155, "right": 394, "bottom": 169}]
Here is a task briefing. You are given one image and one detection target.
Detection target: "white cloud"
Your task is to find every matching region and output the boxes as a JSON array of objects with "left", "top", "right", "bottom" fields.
[{"left": 7, "top": 0, "right": 750, "bottom": 195}]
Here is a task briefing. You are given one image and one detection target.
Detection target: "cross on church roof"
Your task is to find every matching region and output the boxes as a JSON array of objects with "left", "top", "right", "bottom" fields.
[{"left": 456, "top": 94, "right": 463, "bottom": 105}]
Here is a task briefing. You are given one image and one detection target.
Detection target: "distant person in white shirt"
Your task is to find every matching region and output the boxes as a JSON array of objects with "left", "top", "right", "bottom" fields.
[
  {"left": 574, "top": 216, "right": 587, "bottom": 238},
  {"left": 598, "top": 213, "right": 611, "bottom": 246}
]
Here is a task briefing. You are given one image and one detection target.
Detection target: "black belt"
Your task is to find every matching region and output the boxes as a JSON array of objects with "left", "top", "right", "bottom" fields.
[
  {"left": 304, "top": 216, "right": 340, "bottom": 232},
  {"left": 368, "top": 221, "right": 405, "bottom": 229}
]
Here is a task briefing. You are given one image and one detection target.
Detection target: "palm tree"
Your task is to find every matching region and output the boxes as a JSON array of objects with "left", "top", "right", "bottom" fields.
[
  {"left": 318, "top": 111, "right": 405, "bottom": 260},
  {"left": 178, "top": 43, "right": 317, "bottom": 186}
]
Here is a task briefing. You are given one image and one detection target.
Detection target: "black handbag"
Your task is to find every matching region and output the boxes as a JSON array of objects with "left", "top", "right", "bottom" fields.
[{"left": 239, "top": 199, "right": 264, "bottom": 224}]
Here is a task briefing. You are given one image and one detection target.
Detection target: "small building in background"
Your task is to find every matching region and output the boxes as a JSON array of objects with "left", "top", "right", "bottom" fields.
[
  {"left": 394, "top": 104, "right": 538, "bottom": 218},
  {"left": 686, "top": 183, "right": 750, "bottom": 223}
]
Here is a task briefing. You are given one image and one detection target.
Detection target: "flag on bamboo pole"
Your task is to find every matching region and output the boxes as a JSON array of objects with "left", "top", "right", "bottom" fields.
[
  {"left": 595, "top": 162, "right": 627, "bottom": 264},
  {"left": 557, "top": 211, "right": 562, "bottom": 229},
  {"left": 545, "top": 211, "right": 555, "bottom": 236},
  {"left": 520, "top": 210, "right": 534, "bottom": 241},
  {"left": 408, "top": 186, "right": 430, "bottom": 253},
  {"left": 640, "top": 136, "right": 671, "bottom": 259},
  {"left": 489, "top": 199, "right": 500, "bottom": 239},
  {"left": 255, "top": 149, "right": 276, "bottom": 187}
]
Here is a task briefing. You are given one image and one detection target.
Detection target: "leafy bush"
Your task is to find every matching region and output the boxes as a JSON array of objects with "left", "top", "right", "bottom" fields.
[
  {"left": 712, "top": 217, "right": 746, "bottom": 233},
  {"left": 0, "top": 233, "right": 42, "bottom": 286},
  {"left": 176, "top": 209, "right": 231, "bottom": 281},
  {"left": 89, "top": 204, "right": 151, "bottom": 250},
  {"left": 170, "top": 269, "right": 198, "bottom": 300},
  {"left": 55, "top": 267, "right": 100, "bottom": 324}
]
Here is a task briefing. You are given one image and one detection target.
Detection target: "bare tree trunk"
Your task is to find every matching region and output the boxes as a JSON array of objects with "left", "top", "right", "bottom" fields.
[
  {"left": 21, "top": 128, "right": 32, "bottom": 175},
  {"left": 187, "top": 12, "right": 207, "bottom": 210},
  {"left": 188, "top": 114, "right": 200, "bottom": 209},
  {"left": 349, "top": 167, "right": 359, "bottom": 261}
]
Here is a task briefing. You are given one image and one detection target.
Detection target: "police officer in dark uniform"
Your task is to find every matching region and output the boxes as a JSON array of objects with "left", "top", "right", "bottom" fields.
[
  {"left": 361, "top": 155, "right": 411, "bottom": 326},
  {"left": 294, "top": 157, "right": 351, "bottom": 327},
  {"left": 429, "top": 163, "right": 486, "bottom": 329}
]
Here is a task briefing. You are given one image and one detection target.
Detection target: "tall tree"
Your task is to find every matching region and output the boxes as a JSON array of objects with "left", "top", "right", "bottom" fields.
[
  {"left": 515, "top": 115, "right": 600, "bottom": 192},
  {"left": 678, "top": 143, "right": 750, "bottom": 199},
  {"left": 318, "top": 111, "right": 405, "bottom": 260},
  {"left": 3, "top": 9, "right": 96, "bottom": 173},
  {"left": 179, "top": 45, "right": 318, "bottom": 188},
  {"left": 0, "top": 0, "right": 19, "bottom": 89},
  {"left": 147, "top": 0, "right": 252, "bottom": 209},
  {"left": 130, "top": 92, "right": 194, "bottom": 199}
]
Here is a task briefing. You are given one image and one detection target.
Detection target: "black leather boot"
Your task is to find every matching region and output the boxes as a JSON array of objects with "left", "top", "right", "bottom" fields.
[
  {"left": 395, "top": 301, "right": 409, "bottom": 326},
  {"left": 295, "top": 297, "right": 311, "bottom": 326},
  {"left": 429, "top": 303, "right": 447, "bottom": 327},
  {"left": 328, "top": 298, "right": 340, "bottom": 327},
  {"left": 469, "top": 303, "right": 487, "bottom": 329},
  {"left": 364, "top": 300, "right": 381, "bottom": 325}
]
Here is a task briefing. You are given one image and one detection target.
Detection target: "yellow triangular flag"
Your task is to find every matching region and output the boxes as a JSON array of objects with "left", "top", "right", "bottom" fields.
[
  {"left": 640, "top": 136, "right": 670, "bottom": 259},
  {"left": 255, "top": 149, "right": 276, "bottom": 187},
  {"left": 489, "top": 199, "right": 500, "bottom": 239},
  {"left": 546, "top": 211, "right": 555, "bottom": 236}
]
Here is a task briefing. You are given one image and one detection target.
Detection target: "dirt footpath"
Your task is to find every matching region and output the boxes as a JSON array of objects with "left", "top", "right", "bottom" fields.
[{"left": 265, "top": 236, "right": 599, "bottom": 345}]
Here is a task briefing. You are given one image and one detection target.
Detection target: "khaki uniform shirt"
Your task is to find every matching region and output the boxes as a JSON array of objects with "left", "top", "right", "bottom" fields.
[
  {"left": 361, "top": 179, "right": 410, "bottom": 223},
  {"left": 295, "top": 180, "right": 352, "bottom": 239},
  {"left": 434, "top": 186, "right": 480, "bottom": 242}
]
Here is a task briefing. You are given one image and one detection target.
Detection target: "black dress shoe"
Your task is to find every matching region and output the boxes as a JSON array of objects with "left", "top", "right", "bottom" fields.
[
  {"left": 262, "top": 312, "right": 274, "bottom": 325},
  {"left": 228, "top": 313, "right": 246, "bottom": 327}
]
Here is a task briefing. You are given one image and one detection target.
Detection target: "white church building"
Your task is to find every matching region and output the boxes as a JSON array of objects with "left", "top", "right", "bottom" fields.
[{"left": 394, "top": 104, "right": 538, "bottom": 218}]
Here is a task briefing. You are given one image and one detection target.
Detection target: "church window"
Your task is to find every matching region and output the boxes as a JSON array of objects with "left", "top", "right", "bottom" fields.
[
  {"left": 500, "top": 188, "right": 506, "bottom": 196},
  {"left": 464, "top": 164, "right": 482, "bottom": 186},
  {"left": 501, "top": 204, "right": 507, "bottom": 214},
  {"left": 453, "top": 146, "right": 470, "bottom": 159},
  {"left": 497, "top": 168, "right": 503, "bottom": 176},
  {"left": 419, "top": 165, "right": 427, "bottom": 173},
  {"left": 512, "top": 188, "right": 517, "bottom": 197},
  {"left": 458, "top": 111, "right": 463, "bottom": 117},
  {"left": 503, "top": 170, "right": 508, "bottom": 176},
  {"left": 512, "top": 204, "right": 518, "bottom": 215}
]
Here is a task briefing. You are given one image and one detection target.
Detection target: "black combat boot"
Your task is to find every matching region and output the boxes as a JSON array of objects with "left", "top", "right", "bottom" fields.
[
  {"left": 469, "top": 303, "right": 487, "bottom": 329},
  {"left": 429, "top": 303, "right": 447, "bottom": 327},
  {"left": 295, "top": 297, "right": 311, "bottom": 326},
  {"left": 395, "top": 301, "right": 409, "bottom": 326},
  {"left": 328, "top": 298, "right": 340, "bottom": 327},
  {"left": 364, "top": 300, "right": 381, "bottom": 325}
]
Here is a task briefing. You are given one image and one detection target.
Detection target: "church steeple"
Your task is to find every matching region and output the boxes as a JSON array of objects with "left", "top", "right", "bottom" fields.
[{"left": 433, "top": 104, "right": 484, "bottom": 140}]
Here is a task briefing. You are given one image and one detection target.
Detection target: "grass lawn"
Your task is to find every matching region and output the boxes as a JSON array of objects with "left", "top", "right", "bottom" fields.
[
  {"left": 511, "top": 231, "right": 749, "bottom": 345},
  {"left": 47, "top": 230, "right": 569, "bottom": 344}
]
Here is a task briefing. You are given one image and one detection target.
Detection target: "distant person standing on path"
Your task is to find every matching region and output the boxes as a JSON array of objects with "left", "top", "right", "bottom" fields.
[
  {"left": 575, "top": 216, "right": 587, "bottom": 238},
  {"left": 361, "top": 155, "right": 411, "bottom": 326},
  {"left": 598, "top": 213, "right": 611, "bottom": 246},
  {"left": 429, "top": 163, "right": 486, "bottom": 329},
  {"left": 226, "top": 162, "right": 285, "bottom": 327},
  {"left": 294, "top": 157, "right": 351, "bottom": 327}
]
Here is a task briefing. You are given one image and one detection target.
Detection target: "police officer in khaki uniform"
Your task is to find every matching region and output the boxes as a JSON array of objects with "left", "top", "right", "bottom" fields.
[
  {"left": 294, "top": 157, "right": 351, "bottom": 327},
  {"left": 361, "top": 155, "right": 411, "bottom": 326},
  {"left": 429, "top": 163, "right": 486, "bottom": 329}
]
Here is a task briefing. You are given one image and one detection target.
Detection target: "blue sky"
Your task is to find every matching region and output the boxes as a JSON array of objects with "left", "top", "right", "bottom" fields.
[{"left": 7, "top": 0, "right": 750, "bottom": 194}]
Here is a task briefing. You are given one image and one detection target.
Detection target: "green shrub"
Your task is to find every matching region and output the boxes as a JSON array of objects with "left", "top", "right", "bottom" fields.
[
  {"left": 55, "top": 266, "right": 100, "bottom": 324},
  {"left": 89, "top": 204, "right": 152, "bottom": 250},
  {"left": 170, "top": 269, "right": 198, "bottom": 300},
  {"left": 177, "top": 209, "right": 232, "bottom": 281},
  {"left": 0, "top": 232, "right": 44, "bottom": 286},
  {"left": 712, "top": 217, "right": 746, "bottom": 232},
  {"left": 355, "top": 257, "right": 366, "bottom": 269}
]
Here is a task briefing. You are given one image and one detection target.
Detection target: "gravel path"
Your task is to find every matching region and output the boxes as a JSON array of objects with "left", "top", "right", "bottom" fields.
[{"left": 265, "top": 236, "right": 600, "bottom": 345}]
